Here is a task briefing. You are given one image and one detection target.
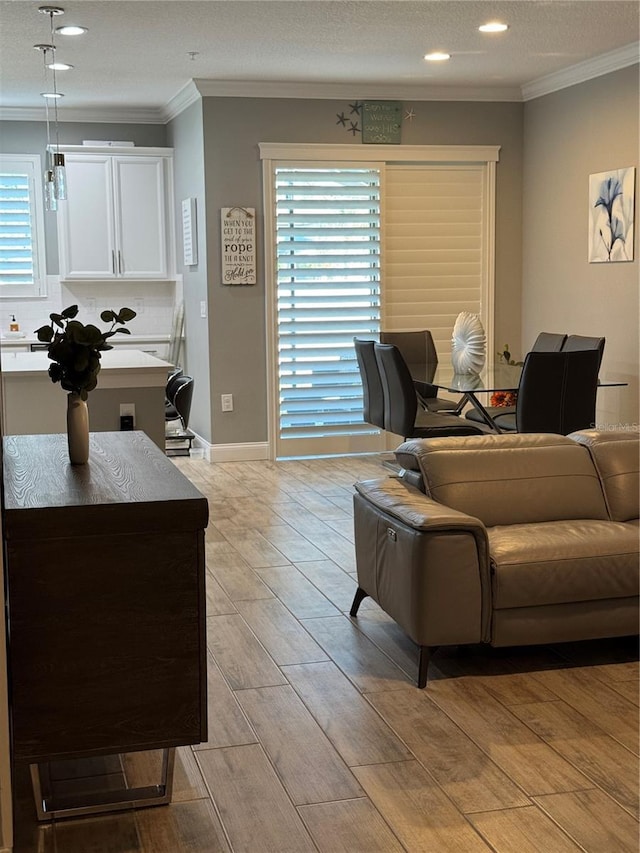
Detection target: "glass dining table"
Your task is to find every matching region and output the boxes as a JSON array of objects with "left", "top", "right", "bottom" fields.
[
  {"left": 409, "top": 362, "right": 523, "bottom": 432},
  {"left": 408, "top": 361, "right": 627, "bottom": 433}
]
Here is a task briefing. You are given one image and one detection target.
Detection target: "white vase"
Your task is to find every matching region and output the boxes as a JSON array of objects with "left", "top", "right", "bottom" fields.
[
  {"left": 67, "top": 392, "right": 89, "bottom": 465},
  {"left": 451, "top": 312, "right": 486, "bottom": 374}
]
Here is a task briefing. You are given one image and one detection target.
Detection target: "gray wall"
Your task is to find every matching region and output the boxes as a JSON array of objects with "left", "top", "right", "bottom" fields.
[
  {"left": 522, "top": 65, "right": 639, "bottom": 427},
  {"left": 0, "top": 121, "right": 167, "bottom": 274},
  {"left": 166, "top": 102, "right": 212, "bottom": 443},
  {"left": 201, "top": 96, "right": 524, "bottom": 446}
]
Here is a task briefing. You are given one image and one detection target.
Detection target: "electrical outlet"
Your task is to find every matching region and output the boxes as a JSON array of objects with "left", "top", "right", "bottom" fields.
[
  {"left": 133, "top": 297, "right": 144, "bottom": 314},
  {"left": 120, "top": 403, "right": 135, "bottom": 418},
  {"left": 221, "top": 394, "right": 233, "bottom": 412},
  {"left": 86, "top": 298, "right": 96, "bottom": 314},
  {"left": 200, "top": 301, "right": 207, "bottom": 319}
]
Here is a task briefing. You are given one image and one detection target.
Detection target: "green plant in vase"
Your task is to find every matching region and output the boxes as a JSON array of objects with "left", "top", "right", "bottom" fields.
[{"left": 35, "top": 304, "right": 137, "bottom": 463}]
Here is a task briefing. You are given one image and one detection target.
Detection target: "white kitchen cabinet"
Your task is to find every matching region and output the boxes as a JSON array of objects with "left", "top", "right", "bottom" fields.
[{"left": 56, "top": 146, "right": 175, "bottom": 281}]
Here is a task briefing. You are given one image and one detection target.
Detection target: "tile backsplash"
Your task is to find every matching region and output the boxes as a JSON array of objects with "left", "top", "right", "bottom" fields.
[{"left": 0, "top": 277, "right": 182, "bottom": 338}]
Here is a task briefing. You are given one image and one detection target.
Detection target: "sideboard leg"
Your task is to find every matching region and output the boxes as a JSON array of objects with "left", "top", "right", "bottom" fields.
[{"left": 29, "top": 747, "right": 176, "bottom": 821}]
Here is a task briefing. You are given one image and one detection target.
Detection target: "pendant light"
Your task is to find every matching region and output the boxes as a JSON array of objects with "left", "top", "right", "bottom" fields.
[{"left": 35, "top": 6, "right": 70, "bottom": 209}]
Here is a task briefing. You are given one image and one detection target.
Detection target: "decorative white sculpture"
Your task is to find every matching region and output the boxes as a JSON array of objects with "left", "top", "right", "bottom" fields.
[{"left": 451, "top": 312, "right": 486, "bottom": 374}]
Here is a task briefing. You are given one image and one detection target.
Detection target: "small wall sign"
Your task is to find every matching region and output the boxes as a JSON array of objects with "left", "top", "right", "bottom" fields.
[
  {"left": 361, "top": 101, "right": 402, "bottom": 144},
  {"left": 221, "top": 207, "right": 256, "bottom": 285},
  {"left": 182, "top": 198, "right": 198, "bottom": 266}
]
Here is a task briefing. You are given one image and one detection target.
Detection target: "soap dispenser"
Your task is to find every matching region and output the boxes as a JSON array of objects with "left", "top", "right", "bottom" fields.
[{"left": 9, "top": 315, "right": 19, "bottom": 332}]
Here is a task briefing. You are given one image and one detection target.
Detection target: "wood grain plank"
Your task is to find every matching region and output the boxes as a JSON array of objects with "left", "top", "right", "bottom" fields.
[
  {"left": 294, "top": 559, "right": 375, "bottom": 614},
  {"left": 196, "top": 745, "right": 316, "bottom": 852},
  {"left": 205, "top": 569, "right": 237, "bottom": 616},
  {"left": 534, "top": 788, "right": 640, "bottom": 853},
  {"left": 255, "top": 525, "right": 326, "bottom": 563},
  {"left": 206, "top": 614, "right": 286, "bottom": 690},
  {"left": 531, "top": 667, "right": 639, "bottom": 752},
  {"left": 300, "top": 615, "right": 413, "bottom": 692},
  {"left": 468, "top": 804, "right": 582, "bottom": 852},
  {"left": 205, "top": 541, "right": 274, "bottom": 601},
  {"left": 255, "top": 565, "right": 340, "bottom": 619},
  {"left": 53, "top": 812, "right": 144, "bottom": 853},
  {"left": 235, "top": 598, "right": 328, "bottom": 665},
  {"left": 609, "top": 679, "right": 640, "bottom": 706},
  {"left": 427, "top": 679, "right": 591, "bottom": 795},
  {"left": 353, "top": 760, "right": 491, "bottom": 852},
  {"left": 297, "top": 798, "right": 403, "bottom": 852},
  {"left": 236, "top": 685, "right": 364, "bottom": 804},
  {"left": 134, "top": 799, "right": 231, "bottom": 853},
  {"left": 218, "top": 528, "right": 291, "bottom": 569},
  {"left": 511, "top": 699, "right": 640, "bottom": 817},
  {"left": 283, "top": 661, "right": 412, "bottom": 766},
  {"left": 271, "top": 504, "right": 356, "bottom": 571},
  {"left": 346, "top": 608, "right": 421, "bottom": 678},
  {"left": 367, "top": 687, "right": 530, "bottom": 813},
  {"left": 193, "top": 652, "right": 257, "bottom": 750}
]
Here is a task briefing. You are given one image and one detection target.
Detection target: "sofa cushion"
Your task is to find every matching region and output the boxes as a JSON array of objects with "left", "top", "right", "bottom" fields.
[
  {"left": 488, "top": 520, "right": 640, "bottom": 609},
  {"left": 569, "top": 430, "right": 639, "bottom": 522},
  {"left": 395, "top": 433, "right": 608, "bottom": 528}
]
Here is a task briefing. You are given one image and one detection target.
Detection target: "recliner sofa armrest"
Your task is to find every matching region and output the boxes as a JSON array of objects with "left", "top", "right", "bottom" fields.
[
  {"left": 353, "top": 477, "right": 492, "bottom": 645},
  {"left": 354, "top": 477, "right": 487, "bottom": 535}
]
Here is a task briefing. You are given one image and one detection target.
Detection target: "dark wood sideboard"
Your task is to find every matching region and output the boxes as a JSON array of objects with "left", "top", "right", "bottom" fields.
[{"left": 2, "top": 431, "right": 208, "bottom": 814}]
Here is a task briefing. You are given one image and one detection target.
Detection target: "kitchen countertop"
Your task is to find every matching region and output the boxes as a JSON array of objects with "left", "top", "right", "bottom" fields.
[
  {"left": 0, "top": 333, "right": 171, "bottom": 346},
  {"left": 1, "top": 349, "right": 174, "bottom": 387}
]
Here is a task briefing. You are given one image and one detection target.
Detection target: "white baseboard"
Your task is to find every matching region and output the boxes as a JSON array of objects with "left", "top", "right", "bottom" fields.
[{"left": 189, "top": 433, "right": 269, "bottom": 463}]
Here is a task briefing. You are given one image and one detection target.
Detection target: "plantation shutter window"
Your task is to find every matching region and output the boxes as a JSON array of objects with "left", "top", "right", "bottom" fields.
[
  {"left": 274, "top": 165, "right": 382, "bottom": 454},
  {"left": 383, "top": 165, "right": 486, "bottom": 356},
  {"left": 0, "top": 155, "right": 47, "bottom": 297}
]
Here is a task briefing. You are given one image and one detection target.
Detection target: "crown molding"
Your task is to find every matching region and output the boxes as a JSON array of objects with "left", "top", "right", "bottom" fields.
[
  {"left": 0, "top": 105, "right": 166, "bottom": 124},
  {"left": 522, "top": 41, "right": 640, "bottom": 101},
  {"left": 162, "top": 80, "right": 202, "bottom": 122},
  {"left": 191, "top": 78, "right": 522, "bottom": 103},
  {"left": 1, "top": 42, "right": 637, "bottom": 124}
]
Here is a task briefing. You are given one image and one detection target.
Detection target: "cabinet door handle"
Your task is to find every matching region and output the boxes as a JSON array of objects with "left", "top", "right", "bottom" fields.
[
  {"left": 118, "top": 251, "right": 123, "bottom": 274},
  {"left": 112, "top": 250, "right": 116, "bottom": 274}
]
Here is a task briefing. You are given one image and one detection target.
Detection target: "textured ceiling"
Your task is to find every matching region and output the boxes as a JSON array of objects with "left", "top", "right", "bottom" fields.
[{"left": 0, "top": 0, "right": 638, "bottom": 117}]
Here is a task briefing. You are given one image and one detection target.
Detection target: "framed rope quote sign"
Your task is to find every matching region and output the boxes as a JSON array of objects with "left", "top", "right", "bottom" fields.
[{"left": 221, "top": 207, "right": 256, "bottom": 285}]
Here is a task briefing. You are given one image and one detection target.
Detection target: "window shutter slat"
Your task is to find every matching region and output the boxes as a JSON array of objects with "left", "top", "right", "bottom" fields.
[{"left": 275, "top": 166, "right": 380, "bottom": 442}]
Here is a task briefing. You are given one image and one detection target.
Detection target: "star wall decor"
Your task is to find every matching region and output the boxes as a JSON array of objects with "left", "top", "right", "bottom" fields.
[
  {"left": 404, "top": 108, "right": 416, "bottom": 121},
  {"left": 349, "top": 101, "right": 362, "bottom": 115},
  {"left": 336, "top": 112, "right": 347, "bottom": 126},
  {"left": 348, "top": 121, "right": 361, "bottom": 136}
]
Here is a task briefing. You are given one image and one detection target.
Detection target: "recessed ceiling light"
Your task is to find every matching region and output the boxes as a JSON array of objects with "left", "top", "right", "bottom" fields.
[
  {"left": 47, "top": 61, "right": 73, "bottom": 70},
  {"left": 55, "top": 24, "right": 88, "bottom": 35},
  {"left": 41, "top": 91, "right": 64, "bottom": 99},
  {"left": 479, "top": 22, "right": 509, "bottom": 33},
  {"left": 424, "top": 52, "right": 450, "bottom": 62}
]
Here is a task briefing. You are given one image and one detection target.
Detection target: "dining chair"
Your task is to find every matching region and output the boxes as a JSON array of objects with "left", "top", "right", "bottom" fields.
[
  {"left": 561, "top": 334, "right": 606, "bottom": 366},
  {"left": 531, "top": 331, "right": 567, "bottom": 352},
  {"left": 465, "top": 330, "right": 570, "bottom": 426},
  {"left": 374, "top": 343, "right": 485, "bottom": 439},
  {"left": 490, "top": 349, "right": 601, "bottom": 434},
  {"left": 353, "top": 338, "right": 385, "bottom": 430},
  {"left": 380, "top": 330, "right": 460, "bottom": 413}
]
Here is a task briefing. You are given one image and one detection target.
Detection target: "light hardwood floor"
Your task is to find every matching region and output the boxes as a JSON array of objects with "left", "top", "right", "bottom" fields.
[{"left": 12, "top": 454, "right": 639, "bottom": 853}]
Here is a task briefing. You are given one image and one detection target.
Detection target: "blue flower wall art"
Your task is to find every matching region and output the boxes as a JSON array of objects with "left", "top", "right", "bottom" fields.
[{"left": 589, "top": 167, "right": 635, "bottom": 262}]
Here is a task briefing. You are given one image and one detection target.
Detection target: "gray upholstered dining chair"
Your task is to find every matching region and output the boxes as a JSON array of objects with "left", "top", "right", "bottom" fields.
[
  {"left": 353, "top": 338, "right": 385, "bottom": 430},
  {"left": 465, "top": 331, "right": 569, "bottom": 426},
  {"left": 489, "top": 349, "right": 601, "bottom": 434},
  {"left": 374, "top": 343, "right": 485, "bottom": 439},
  {"left": 380, "top": 330, "right": 460, "bottom": 413},
  {"left": 561, "top": 334, "right": 605, "bottom": 366}
]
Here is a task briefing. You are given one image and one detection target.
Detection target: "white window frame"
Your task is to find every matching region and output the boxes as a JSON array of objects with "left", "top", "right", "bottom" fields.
[
  {"left": 0, "top": 153, "right": 47, "bottom": 298},
  {"left": 260, "top": 143, "right": 500, "bottom": 459}
]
